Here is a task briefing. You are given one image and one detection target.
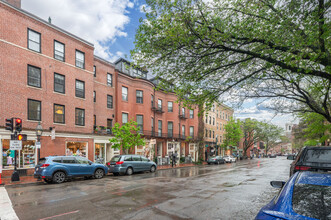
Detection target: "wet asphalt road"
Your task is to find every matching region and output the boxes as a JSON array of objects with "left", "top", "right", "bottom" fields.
[{"left": 6, "top": 157, "right": 292, "bottom": 220}]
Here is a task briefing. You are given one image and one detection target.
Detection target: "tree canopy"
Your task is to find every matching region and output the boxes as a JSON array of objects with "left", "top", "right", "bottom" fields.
[
  {"left": 259, "top": 122, "right": 283, "bottom": 154},
  {"left": 109, "top": 120, "right": 146, "bottom": 154},
  {"left": 241, "top": 118, "right": 263, "bottom": 156},
  {"left": 222, "top": 118, "right": 243, "bottom": 148},
  {"left": 133, "top": 0, "right": 331, "bottom": 122}
]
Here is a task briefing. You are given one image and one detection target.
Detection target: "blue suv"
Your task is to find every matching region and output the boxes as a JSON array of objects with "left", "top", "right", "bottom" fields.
[{"left": 34, "top": 156, "right": 109, "bottom": 184}]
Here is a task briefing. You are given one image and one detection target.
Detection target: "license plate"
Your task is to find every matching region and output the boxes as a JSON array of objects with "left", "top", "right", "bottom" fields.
[{"left": 110, "top": 165, "right": 115, "bottom": 167}]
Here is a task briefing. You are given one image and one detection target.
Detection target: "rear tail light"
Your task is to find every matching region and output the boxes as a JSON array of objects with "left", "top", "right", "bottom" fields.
[
  {"left": 116, "top": 161, "right": 124, "bottom": 165},
  {"left": 41, "top": 164, "right": 50, "bottom": 168},
  {"left": 107, "top": 162, "right": 110, "bottom": 166},
  {"left": 295, "top": 165, "right": 311, "bottom": 171}
]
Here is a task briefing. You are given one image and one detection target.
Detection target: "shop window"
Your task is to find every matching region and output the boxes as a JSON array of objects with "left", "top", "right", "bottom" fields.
[
  {"left": 54, "top": 73, "right": 65, "bottom": 94},
  {"left": 66, "top": 142, "right": 87, "bottom": 157},
  {"left": 28, "top": 28, "right": 41, "bottom": 52},
  {"left": 54, "top": 104, "right": 65, "bottom": 124},
  {"left": 75, "top": 50, "right": 85, "bottom": 69},
  {"left": 2, "top": 139, "right": 36, "bottom": 169},
  {"left": 54, "top": 40, "right": 65, "bottom": 61},
  {"left": 75, "top": 108, "right": 85, "bottom": 126},
  {"left": 28, "top": 99, "right": 41, "bottom": 121},
  {"left": 95, "top": 143, "right": 105, "bottom": 164},
  {"left": 28, "top": 65, "right": 41, "bottom": 88}
]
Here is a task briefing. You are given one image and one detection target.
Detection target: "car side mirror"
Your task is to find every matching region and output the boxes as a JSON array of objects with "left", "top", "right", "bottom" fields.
[{"left": 270, "top": 181, "right": 285, "bottom": 188}]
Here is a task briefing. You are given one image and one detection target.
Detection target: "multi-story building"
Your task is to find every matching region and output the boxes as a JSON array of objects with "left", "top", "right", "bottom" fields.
[
  {"left": 0, "top": 0, "right": 201, "bottom": 177},
  {"left": 115, "top": 59, "right": 200, "bottom": 163},
  {"left": 203, "top": 103, "right": 234, "bottom": 159}
]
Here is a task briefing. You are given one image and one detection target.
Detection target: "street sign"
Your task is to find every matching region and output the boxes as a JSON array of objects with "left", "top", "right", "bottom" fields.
[
  {"left": 10, "top": 140, "right": 22, "bottom": 150},
  {"left": 35, "top": 142, "right": 41, "bottom": 149},
  {"left": 150, "top": 139, "right": 156, "bottom": 145}
]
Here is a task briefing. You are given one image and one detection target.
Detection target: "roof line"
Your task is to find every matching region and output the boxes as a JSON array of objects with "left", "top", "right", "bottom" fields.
[
  {"left": 0, "top": 0, "right": 94, "bottom": 47},
  {"left": 94, "top": 55, "right": 115, "bottom": 67}
]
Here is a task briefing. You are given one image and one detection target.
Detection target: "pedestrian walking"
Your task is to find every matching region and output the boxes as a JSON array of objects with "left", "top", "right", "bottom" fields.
[{"left": 173, "top": 151, "right": 178, "bottom": 167}]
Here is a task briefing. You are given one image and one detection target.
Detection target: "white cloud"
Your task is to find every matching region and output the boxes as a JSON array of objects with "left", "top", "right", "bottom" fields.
[{"left": 22, "top": 0, "right": 135, "bottom": 61}]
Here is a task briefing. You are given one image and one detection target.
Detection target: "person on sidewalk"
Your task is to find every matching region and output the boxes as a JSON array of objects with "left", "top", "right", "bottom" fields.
[
  {"left": 173, "top": 151, "right": 178, "bottom": 167},
  {"left": 171, "top": 152, "right": 174, "bottom": 167}
]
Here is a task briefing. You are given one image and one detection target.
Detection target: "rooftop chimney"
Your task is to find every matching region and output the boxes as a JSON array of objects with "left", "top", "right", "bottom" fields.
[
  {"left": 48, "top": 16, "right": 52, "bottom": 24},
  {"left": 3, "top": 0, "right": 21, "bottom": 8}
]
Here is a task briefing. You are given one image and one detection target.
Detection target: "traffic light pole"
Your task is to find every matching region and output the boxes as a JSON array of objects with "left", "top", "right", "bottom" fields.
[{"left": 11, "top": 131, "right": 20, "bottom": 182}]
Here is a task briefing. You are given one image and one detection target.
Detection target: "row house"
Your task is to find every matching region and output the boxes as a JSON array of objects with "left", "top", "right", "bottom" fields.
[
  {"left": 203, "top": 103, "right": 234, "bottom": 159},
  {"left": 115, "top": 59, "right": 200, "bottom": 164}
]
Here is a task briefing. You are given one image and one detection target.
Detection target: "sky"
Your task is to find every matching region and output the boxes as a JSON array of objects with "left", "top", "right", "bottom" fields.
[{"left": 21, "top": 0, "right": 298, "bottom": 130}]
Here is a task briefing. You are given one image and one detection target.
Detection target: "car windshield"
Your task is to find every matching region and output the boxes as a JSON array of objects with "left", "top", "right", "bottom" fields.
[
  {"left": 292, "top": 183, "right": 331, "bottom": 219},
  {"left": 111, "top": 156, "right": 121, "bottom": 162},
  {"left": 304, "top": 149, "right": 331, "bottom": 163}
]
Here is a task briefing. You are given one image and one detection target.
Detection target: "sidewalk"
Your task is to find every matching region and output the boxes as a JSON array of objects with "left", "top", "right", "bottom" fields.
[{"left": 0, "top": 162, "right": 207, "bottom": 186}]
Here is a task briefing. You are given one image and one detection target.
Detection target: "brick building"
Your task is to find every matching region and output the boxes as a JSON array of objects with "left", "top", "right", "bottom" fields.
[
  {"left": 115, "top": 59, "right": 200, "bottom": 164},
  {"left": 203, "top": 103, "right": 234, "bottom": 159},
  {"left": 0, "top": 0, "right": 201, "bottom": 176}
]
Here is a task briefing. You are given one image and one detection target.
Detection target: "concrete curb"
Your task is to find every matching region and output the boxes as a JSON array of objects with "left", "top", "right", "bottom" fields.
[{"left": 0, "top": 187, "right": 19, "bottom": 219}]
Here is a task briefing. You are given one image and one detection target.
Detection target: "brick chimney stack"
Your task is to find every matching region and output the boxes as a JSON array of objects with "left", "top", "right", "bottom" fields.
[{"left": 3, "top": 0, "right": 21, "bottom": 8}]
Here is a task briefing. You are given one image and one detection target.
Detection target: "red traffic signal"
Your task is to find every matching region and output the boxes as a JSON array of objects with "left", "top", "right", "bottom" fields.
[
  {"left": 15, "top": 118, "right": 22, "bottom": 132},
  {"left": 16, "top": 134, "right": 27, "bottom": 141},
  {"left": 5, "top": 118, "right": 14, "bottom": 132}
]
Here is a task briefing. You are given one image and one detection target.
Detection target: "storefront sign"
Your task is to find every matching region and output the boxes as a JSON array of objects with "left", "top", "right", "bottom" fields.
[
  {"left": 150, "top": 139, "right": 156, "bottom": 145},
  {"left": 35, "top": 142, "right": 41, "bottom": 149},
  {"left": 10, "top": 140, "right": 22, "bottom": 150}
]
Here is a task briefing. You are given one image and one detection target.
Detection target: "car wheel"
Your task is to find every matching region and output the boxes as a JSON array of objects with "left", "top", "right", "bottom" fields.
[
  {"left": 94, "top": 169, "right": 104, "bottom": 179},
  {"left": 150, "top": 165, "right": 156, "bottom": 173},
  {"left": 126, "top": 167, "right": 133, "bottom": 175},
  {"left": 113, "top": 172, "right": 119, "bottom": 176},
  {"left": 53, "top": 171, "right": 66, "bottom": 184}
]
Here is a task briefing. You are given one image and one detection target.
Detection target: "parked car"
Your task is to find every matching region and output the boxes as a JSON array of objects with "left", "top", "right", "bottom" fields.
[
  {"left": 223, "top": 155, "right": 236, "bottom": 163},
  {"left": 34, "top": 156, "right": 109, "bottom": 184},
  {"left": 269, "top": 154, "right": 277, "bottom": 158},
  {"left": 207, "top": 156, "right": 225, "bottom": 165},
  {"left": 288, "top": 146, "right": 331, "bottom": 176},
  {"left": 255, "top": 171, "right": 331, "bottom": 220},
  {"left": 106, "top": 154, "right": 157, "bottom": 176}
]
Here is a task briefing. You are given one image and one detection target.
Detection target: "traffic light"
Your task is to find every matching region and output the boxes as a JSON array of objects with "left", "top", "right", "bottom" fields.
[
  {"left": 17, "top": 134, "right": 27, "bottom": 141},
  {"left": 15, "top": 118, "right": 22, "bottom": 132},
  {"left": 5, "top": 118, "right": 13, "bottom": 132}
]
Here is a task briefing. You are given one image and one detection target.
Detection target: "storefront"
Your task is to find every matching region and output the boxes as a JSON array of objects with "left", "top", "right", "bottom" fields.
[
  {"left": 94, "top": 141, "right": 118, "bottom": 164},
  {"left": 66, "top": 141, "right": 88, "bottom": 157},
  {"left": 189, "top": 143, "right": 197, "bottom": 162},
  {"left": 1, "top": 139, "right": 37, "bottom": 169}
]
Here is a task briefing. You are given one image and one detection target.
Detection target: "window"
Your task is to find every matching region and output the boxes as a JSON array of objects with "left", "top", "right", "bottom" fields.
[
  {"left": 181, "top": 108, "right": 185, "bottom": 117},
  {"left": 213, "top": 117, "right": 215, "bottom": 125},
  {"left": 158, "top": 120, "right": 162, "bottom": 137},
  {"left": 205, "top": 129, "right": 208, "bottom": 137},
  {"left": 209, "top": 130, "right": 211, "bottom": 138},
  {"left": 122, "top": 86, "right": 128, "bottom": 101},
  {"left": 132, "top": 155, "right": 141, "bottom": 161},
  {"left": 54, "top": 104, "right": 65, "bottom": 124},
  {"left": 168, "top": 122, "right": 173, "bottom": 137},
  {"left": 209, "top": 116, "right": 211, "bottom": 124},
  {"left": 136, "top": 90, "right": 143, "bottom": 103},
  {"left": 158, "top": 99, "right": 162, "bottom": 110},
  {"left": 54, "top": 40, "right": 65, "bottom": 61},
  {"left": 75, "top": 108, "right": 85, "bottom": 126},
  {"left": 93, "top": 65, "right": 96, "bottom": 77},
  {"left": 141, "top": 156, "right": 149, "bottom": 162},
  {"left": 122, "top": 113, "right": 128, "bottom": 124},
  {"left": 190, "top": 126, "right": 194, "bottom": 137},
  {"left": 54, "top": 73, "right": 65, "bottom": 93},
  {"left": 28, "top": 99, "right": 41, "bottom": 121},
  {"left": 137, "top": 115, "right": 143, "bottom": 132},
  {"left": 94, "top": 115, "right": 96, "bottom": 126},
  {"left": 168, "top": 102, "right": 173, "bottom": 112},
  {"left": 75, "top": 80, "right": 85, "bottom": 98},
  {"left": 213, "top": 131, "right": 215, "bottom": 138},
  {"left": 151, "top": 118, "right": 154, "bottom": 134},
  {"left": 107, "top": 119, "right": 113, "bottom": 129},
  {"left": 93, "top": 91, "right": 96, "bottom": 102},
  {"left": 124, "top": 156, "right": 132, "bottom": 161},
  {"left": 107, "top": 73, "right": 112, "bottom": 86},
  {"left": 217, "top": 123, "right": 218, "bottom": 129},
  {"left": 75, "top": 50, "right": 85, "bottom": 69},
  {"left": 62, "top": 157, "right": 76, "bottom": 164},
  {"left": 28, "top": 29, "right": 41, "bottom": 52},
  {"left": 107, "top": 95, "right": 113, "bottom": 108},
  {"left": 151, "top": 95, "right": 154, "bottom": 107},
  {"left": 52, "top": 157, "right": 62, "bottom": 163},
  {"left": 189, "top": 110, "right": 194, "bottom": 118},
  {"left": 182, "top": 125, "right": 185, "bottom": 138},
  {"left": 205, "top": 115, "right": 208, "bottom": 123},
  {"left": 28, "top": 65, "right": 41, "bottom": 88}
]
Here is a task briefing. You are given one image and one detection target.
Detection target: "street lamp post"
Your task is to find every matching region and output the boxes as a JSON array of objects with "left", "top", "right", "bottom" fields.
[{"left": 35, "top": 122, "right": 43, "bottom": 163}]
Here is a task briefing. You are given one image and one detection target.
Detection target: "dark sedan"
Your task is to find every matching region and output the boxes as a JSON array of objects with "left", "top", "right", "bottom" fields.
[{"left": 207, "top": 156, "right": 225, "bottom": 165}]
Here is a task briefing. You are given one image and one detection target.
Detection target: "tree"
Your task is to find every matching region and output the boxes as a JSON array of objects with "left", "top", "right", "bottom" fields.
[
  {"left": 241, "top": 118, "right": 263, "bottom": 157},
  {"left": 259, "top": 122, "right": 283, "bottom": 154},
  {"left": 222, "top": 118, "right": 243, "bottom": 151},
  {"left": 133, "top": 0, "right": 331, "bottom": 122},
  {"left": 109, "top": 120, "right": 146, "bottom": 154}
]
